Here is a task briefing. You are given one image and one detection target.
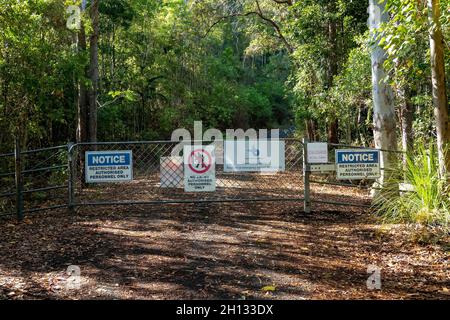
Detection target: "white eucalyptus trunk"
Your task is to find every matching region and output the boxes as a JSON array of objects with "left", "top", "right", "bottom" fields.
[{"left": 369, "top": 0, "right": 398, "bottom": 190}]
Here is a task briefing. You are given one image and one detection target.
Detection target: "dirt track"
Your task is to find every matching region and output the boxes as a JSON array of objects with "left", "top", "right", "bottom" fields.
[{"left": 0, "top": 197, "right": 448, "bottom": 300}]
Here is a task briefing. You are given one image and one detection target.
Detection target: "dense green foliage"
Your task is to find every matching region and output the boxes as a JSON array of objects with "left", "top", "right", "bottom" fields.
[
  {"left": 1, "top": 0, "right": 448, "bottom": 151},
  {"left": 95, "top": 0, "right": 295, "bottom": 141},
  {"left": 0, "top": 0, "right": 294, "bottom": 150},
  {"left": 0, "top": 0, "right": 81, "bottom": 149},
  {"left": 379, "top": 0, "right": 450, "bottom": 148}
]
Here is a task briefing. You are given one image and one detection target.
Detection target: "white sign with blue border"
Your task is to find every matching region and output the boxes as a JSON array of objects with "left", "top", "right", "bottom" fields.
[
  {"left": 335, "top": 149, "right": 380, "bottom": 180},
  {"left": 85, "top": 151, "right": 133, "bottom": 183}
]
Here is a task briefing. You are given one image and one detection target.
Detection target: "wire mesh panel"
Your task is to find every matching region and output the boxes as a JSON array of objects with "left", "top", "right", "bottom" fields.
[{"left": 72, "top": 139, "right": 304, "bottom": 206}]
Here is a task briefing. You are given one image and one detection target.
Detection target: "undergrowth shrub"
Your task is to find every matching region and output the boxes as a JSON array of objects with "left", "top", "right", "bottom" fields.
[{"left": 374, "top": 145, "right": 449, "bottom": 230}]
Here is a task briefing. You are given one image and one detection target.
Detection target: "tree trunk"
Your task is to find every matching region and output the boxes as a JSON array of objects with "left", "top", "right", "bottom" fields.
[
  {"left": 308, "top": 119, "right": 314, "bottom": 142},
  {"left": 357, "top": 105, "right": 366, "bottom": 145},
  {"left": 306, "top": 119, "right": 318, "bottom": 142},
  {"left": 398, "top": 87, "right": 414, "bottom": 155},
  {"left": 428, "top": 0, "right": 450, "bottom": 178},
  {"left": 369, "top": 0, "right": 398, "bottom": 189},
  {"left": 87, "top": 0, "right": 100, "bottom": 143},
  {"left": 77, "top": 24, "right": 88, "bottom": 144},
  {"left": 327, "top": 0, "right": 339, "bottom": 144},
  {"left": 327, "top": 119, "right": 339, "bottom": 144}
]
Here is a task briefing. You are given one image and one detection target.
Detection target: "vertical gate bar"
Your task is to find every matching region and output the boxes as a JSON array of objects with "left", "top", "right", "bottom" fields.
[
  {"left": 67, "top": 143, "right": 75, "bottom": 212},
  {"left": 15, "top": 136, "right": 24, "bottom": 221},
  {"left": 303, "top": 138, "right": 311, "bottom": 213}
]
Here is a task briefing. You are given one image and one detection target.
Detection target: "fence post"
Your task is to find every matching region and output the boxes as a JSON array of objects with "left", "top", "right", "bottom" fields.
[
  {"left": 67, "top": 143, "right": 75, "bottom": 212},
  {"left": 14, "top": 137, "right": 24, "bottom": 221},
  {"left": 303, "top": 138, "right": 311, "bottom": 214}
]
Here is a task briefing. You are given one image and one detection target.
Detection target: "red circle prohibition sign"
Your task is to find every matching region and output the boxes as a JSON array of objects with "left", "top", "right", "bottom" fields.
[{"left": 188, "top": 149, "right": 212, "bottom": 174}]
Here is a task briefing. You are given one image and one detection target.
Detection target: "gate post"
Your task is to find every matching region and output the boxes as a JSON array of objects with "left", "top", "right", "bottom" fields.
[
  {"left": 67, "top": 143, "right": 75, "bottom": 213},
  {"left": 14, "top": 137, "right": 24, "bottom": 221},
  {"left": 303, "top": 138, "right": 311, "bottom": 214}
]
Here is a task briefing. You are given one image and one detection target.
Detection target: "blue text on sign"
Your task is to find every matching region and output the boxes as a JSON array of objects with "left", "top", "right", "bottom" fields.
[
  {"left": 87, "top": 153, "right": 131, "bottom": 166},
  {"left": 336, "top": 151, "right": 379, "bottom": 164}
]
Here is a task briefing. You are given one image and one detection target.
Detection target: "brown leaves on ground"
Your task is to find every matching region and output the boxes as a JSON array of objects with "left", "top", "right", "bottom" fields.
[{"left": 0, "top": 197, "right": 448, "bottom": 300}]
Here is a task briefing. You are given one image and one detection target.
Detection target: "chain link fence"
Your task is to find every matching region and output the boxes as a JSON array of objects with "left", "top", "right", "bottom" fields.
[{"left": 1, "top": 137, "right": 402, "bottom": 221}]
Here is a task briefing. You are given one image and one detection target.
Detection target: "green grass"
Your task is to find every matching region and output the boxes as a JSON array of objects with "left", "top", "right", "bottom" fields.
[{"left": 374, "top": 145, "right": 450, "bottom": 229}]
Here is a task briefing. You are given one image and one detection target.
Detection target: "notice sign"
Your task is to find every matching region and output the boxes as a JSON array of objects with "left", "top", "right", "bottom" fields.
[
  {"left": 336, "top": 149, "right": 380, "bottom": 180},
  {"left": 224, "top": 140, "right": 285, "bottom": 173},
  {"left": 307, "top": 143, "right": 328, "bottom": 164},
  {"left": 85, "top": 151, "right": 133, "bottom": 183},
  {"left": 184, "top": 145, "right": 215, "bottom": 192}
]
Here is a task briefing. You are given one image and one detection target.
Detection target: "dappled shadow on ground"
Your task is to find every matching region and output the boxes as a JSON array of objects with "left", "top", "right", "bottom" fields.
[{"left": 0, "top": 188, "right": 448, "bottom": 300}]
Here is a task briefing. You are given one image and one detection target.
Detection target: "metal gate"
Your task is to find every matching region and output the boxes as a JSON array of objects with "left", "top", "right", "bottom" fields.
[
  {"left": 0, "top": 139, "right": 69, "bottom": 219},
  {"left": 1, "top": 138, "right": 396, "bottom": 221},
  {"left": 69, "top": 139, "right": 305, "bottom": 208}
]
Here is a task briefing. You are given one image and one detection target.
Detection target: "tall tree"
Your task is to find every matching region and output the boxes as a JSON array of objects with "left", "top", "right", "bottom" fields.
[
  {"left": 77, "top": 23, "right": 88, "bottom": 144},
  {"left": 88, "top": 0, "right": 100, "bottom": 143},
  {"left": 427, "top": 0, "right": 450, "bottom": 177},
  {"left": 326, "top": 0, "right": 339, "bottom": 144},
  {"left": 369, "top": 0, "right": 398, "bottom": 187},
  {"left": 76, "top": 0, "right": 99, "bottom": 144}
]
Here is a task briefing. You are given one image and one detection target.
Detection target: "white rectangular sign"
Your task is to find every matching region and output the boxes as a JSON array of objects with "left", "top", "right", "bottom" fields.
[
  {"left": 184, "top": 145, "right": 216, "bottom": 192},
  {"left": 160, "top": 156, "right": 183, "bottom": 188},
  {"left": 336, "top": 149, "right": 380, "bottom": 180},
  {"left": 85, "top": 151, "right": 133, "bottom": 183},
  {"left": 224, "top": 140, "right": 285, "bottom": 172},
  {"left": 307, "top": 143, "right": 328, "bottom": 164},
  {"left": 310, "top": 164, "right": 336, "bottom": 173}
]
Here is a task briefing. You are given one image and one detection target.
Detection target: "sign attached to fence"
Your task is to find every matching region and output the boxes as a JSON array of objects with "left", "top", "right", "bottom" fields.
[
  {"left": 160, "top": 156, "right": 183, "bottom": 188},
  {"left": 307, "top": 142, "right": 328, "bottom": 164},
  {"left": 310, "top": 164, "right": 336, "bottom": 173},
  {"left": 335, "top": 149, "right": 380, "bottom": 180},
  {"left": 224, "top": 140, "right": 285, "bottom": 173},
  {"left": 85, "top": 151, "right": 133, "bottom": 183},
  {"left": 184, "top": 145, "right": 216, "bottom": 192}
]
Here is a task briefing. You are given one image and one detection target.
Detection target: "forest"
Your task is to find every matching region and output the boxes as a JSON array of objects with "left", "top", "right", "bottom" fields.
[
  {"left": 0, "top": 0, "right": 446, "bottom": 148},
  {"left": 0, "top": 0, "right": 449, "bottom": 215}
]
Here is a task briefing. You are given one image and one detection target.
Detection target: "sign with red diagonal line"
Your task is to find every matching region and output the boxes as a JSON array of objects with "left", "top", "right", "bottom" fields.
[{"left": 184, "top": 145, "right": 216, "bottom": 192}]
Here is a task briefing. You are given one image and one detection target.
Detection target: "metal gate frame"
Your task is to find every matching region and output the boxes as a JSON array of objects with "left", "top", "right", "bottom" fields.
[
  {"left": 0, "top": 138, "right": 69, "bottom": 220},
  {"left": 67, "top": 139, "right": 306, "bottom": 209},
  {"left": 303, "top": 139, "right": 406, "bottom": 212}
]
